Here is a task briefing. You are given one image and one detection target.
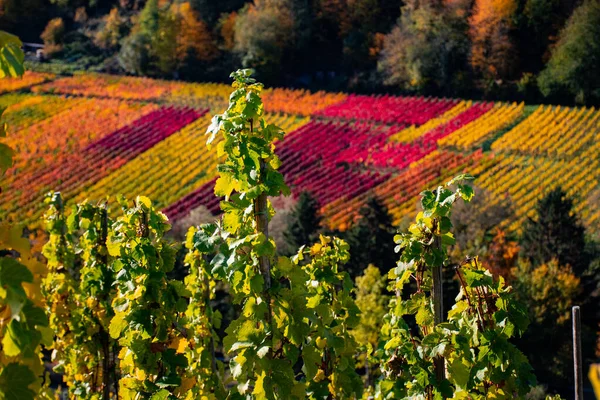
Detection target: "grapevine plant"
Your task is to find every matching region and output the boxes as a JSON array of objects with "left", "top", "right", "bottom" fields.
[
  {"left": 182, "top": 69, "right": 363, "bottom": 399},
  {"left": 107, "top": 196, "right": 189, "bottom": 399},
  {"left": 0, "top": 31, "right": 53, "bottom": 400},
  {"left": 377, "top": 177, "right": 536, "bottom": 399},
  {"left": 42, "top": 195, "right": 119, "bottom": 399}
]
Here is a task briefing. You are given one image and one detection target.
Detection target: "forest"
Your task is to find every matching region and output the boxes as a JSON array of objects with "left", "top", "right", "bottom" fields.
[{"left": 1, "top": 0, "right": 599, "bottom": 105}]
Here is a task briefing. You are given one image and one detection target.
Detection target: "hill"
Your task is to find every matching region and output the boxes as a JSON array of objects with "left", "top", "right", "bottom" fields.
[{"left": 0, "top": 71, "right": 598, "bottom": 235}]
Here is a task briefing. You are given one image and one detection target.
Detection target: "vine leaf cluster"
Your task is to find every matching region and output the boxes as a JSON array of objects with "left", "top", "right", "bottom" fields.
[{"left": 377, "top": 176, "right": 536, "bottom": 399}]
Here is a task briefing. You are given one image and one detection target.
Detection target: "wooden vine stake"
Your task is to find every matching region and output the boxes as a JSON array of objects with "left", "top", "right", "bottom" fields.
[{"left": 572, "top": 306, "right": 583, "bottom": 400}]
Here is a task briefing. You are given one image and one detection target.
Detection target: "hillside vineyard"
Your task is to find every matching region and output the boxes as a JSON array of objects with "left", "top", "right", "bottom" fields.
[{"left": 1, "top": 71, "right": 598, "bottom": 233}]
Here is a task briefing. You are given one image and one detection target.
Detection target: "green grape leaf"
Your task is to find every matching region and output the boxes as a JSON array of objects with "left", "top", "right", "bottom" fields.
[
  {"left": 2, "top": 320, "right": 33, "bottom": 356},
  {"left": 0, "top": 142, "right": 14, "bottom": 174},
  {"left": 0, "top": 257, "right": 33, "bottom": 288},
  {"left": 109, "top": 312, "right": 128, "bottom": 339},
  {"left": 0, "top": 363, "right": 36, "bottom": 400},
  {"left": 0, "top": 31, "right": 25, "bottom": 79},
  {"left": 149, "top": 389, "right": 171, "bottom": 400}
]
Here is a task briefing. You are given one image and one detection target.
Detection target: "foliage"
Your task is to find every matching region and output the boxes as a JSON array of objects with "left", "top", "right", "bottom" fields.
[
  {"left": 94, "top": 8, "right": 126, "bottom": 51},
  {"left": 512, "top": 259, "right": 580, "bottom": 326},
  {"left": 343, "top": 197, "right": 395, "bottom": 279},
  {"left": 118, "top": 0, "right": 217, "bottom": 76},
  {"left": 483, "top": 229, "right": 519, "bottom": 279},
  {"left": 520, "top": 187, "right": 589, "bottom": 276},
  {"left": 377, "top": 175, "right": 535, "bottom": 399},
  {"left": 512, "top": 259, "right": 581, "bottom": 386},
  {"left": 378, "top": 0, "right": 470, "bottom": 93},
  {"left": 233, "top": 1, "right": 295, "bottom": 80},
  {"left": 0, "top": 31, "right": 25, "bottom": 80},
  {"left": 450, "top": 187, "right": 515, "bottom": 261},
  {"left": 469, "top": 0, "right": 519, "bottom": 81},
  {"left": 538, "top": 0, "right": 600, "bottom": 104},
  {"left": 0, "top": 35, "right": 47, "bottom": 400},
  {"left": 117, "top": 0, "right": 158, "bottom": 74},
  {"left": 353, "top": 265, "right": 389, "bottom": 384},
  {"left": 41, "top": 18, "right": 66, "bottom": 57},
  {"left": 42, "top": 194, "right": 118, "bottom": 399},
  {"left": 170, "top": 2, "right": 218, "bottom": 64},
  {"left": 283, "top": 191, "right": 322, "bottom": 254},
  {"left": 181, "top": 224, "right": 226, "bottom": 399},
  {"left": 117, "top": 32, "right": 149, "bottom": 75},
  {"left": 0, "top": 222, "right": 50, "bottom": 400},
  {"left": 107, "top": 195, "right": 189, "bottom": 399}
]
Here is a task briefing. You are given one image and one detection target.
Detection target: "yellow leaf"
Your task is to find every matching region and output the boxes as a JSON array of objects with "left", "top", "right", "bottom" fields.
[
  {"left": 253, "top": 371, "right": 267, "bottom": 397},
  {"left": 314, "top": 369, "right": 326, "bottom": 382},
  {"left": 316, "top": 337, "right": 328, "bottom": 349},
  {"left": 135, "top": 369, "right": 146, "bottom": 381},
  {"left": 214, "top": 174, "right": 235, "bottom": 197},
  {"left": 168, "top": 336, "right": 189, "bottom": 354}
]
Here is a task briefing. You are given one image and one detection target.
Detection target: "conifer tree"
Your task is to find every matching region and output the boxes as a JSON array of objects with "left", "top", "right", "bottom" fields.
[
  {"left": 283, "top": 191, "right": 322, "bottom": 253},
  {"left": 520, "top": 187, "right": 589, "bottom": 276},
  {"left": 343, "top": 197, "right": 395, "bottom": 279}
]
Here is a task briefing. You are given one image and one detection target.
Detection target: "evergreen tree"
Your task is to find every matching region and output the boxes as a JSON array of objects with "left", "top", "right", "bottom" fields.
[
  {"left": 520, "top": 187, "right": 589, "bottom": 276},
  {"left": 343, "top": 197, "right": 395, "bottom": 279},
  {"left": 283, "top": 191, "right": 322, "bottom": 253}
]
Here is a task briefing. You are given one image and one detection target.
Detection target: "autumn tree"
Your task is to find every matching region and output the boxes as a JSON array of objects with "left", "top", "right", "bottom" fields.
[
  {"left": 40, "top": 17, "right": 66, "bottom": 57},
  {"left": 233, "top": 0, "right": 295, "bottom": 80},
  {"left": 512, "top": 259, "right": 581, "bottom": 386},
  {"left": 171, "top": 2, "right": 217, "bottom": 64},
  {"left": 469, "top": 0, "right": 519, "bottom": 81},
  {"left": 118, "top": 0, "right": 158, "bottom": 74},
  {"left": 483, "top": 229, "right": 520, "bottom": 279},
  {"left": 119, "top": 0, "right": 216, "bottom": 77},
  {"left": 538, "top": 0, "right": 600, "bottom": 104},
  {"left": 94, "top": 7, "right": 125, "bottom": 50},
  {"left": 378, "top": 0, "right": 470, "bottom": 93},
  {"left": 353, "top": 265, "right": 389, "bottom": 386},
  {"left": 218, "top": 12, "right": 237, "bottom": 50}
]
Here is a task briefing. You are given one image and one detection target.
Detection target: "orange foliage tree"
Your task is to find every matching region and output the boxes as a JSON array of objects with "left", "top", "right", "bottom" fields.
[
  {"left": 171, "top": 2, "right": 218, "bottom": 64},
  {"left": 469, "top": 0, "right": 518, "bottom": 81},
  {"left": 219, "top": 11, "right": 237, "bottom": 51},
  {"left": 483, "top": 228, "right": 520, "bottom": 279}
]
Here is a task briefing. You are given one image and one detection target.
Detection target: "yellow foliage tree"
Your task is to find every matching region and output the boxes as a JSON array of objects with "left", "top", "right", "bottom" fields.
[
  {"left": 512, "top": 258, "right": 580, "bottom": 326},
  {"left": 95, "top": 8, "right": 124, "bottom": 50},
  {"left": 469, "top": 0, "right": 518, "bottom": 80},
  {"left": 353, "top": 265, "right": 389, "bottom": 385}
]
